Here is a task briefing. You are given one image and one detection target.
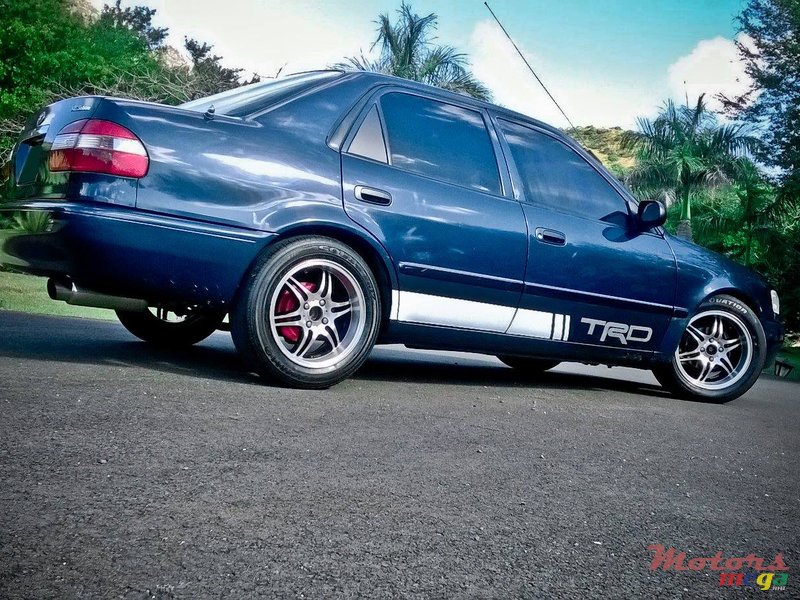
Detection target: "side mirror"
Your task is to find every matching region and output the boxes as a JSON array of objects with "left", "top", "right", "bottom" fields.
[{"left": 637, "top": 200, "right": 667, "bottom": 229}]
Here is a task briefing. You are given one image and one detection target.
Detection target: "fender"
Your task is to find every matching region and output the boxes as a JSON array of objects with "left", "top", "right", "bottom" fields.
[
  {"left": 274, "top": 221, "right": 397, "bottom": 286},
  {"left": 657, "top": 283, "right": 763, "bottom": 358},
  {"left": 253, "top": 209, "right": 400, "bottom": 326}
]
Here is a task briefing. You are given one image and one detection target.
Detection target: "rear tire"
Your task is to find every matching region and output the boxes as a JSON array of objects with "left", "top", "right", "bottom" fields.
[
  {"left": 116, "top": 307, "right": 225, "bottom": 347},
  {"left": 231, "top": 236, "right": 381, "bottom": 389},
  {"left": 653, "top": 294, "right": 766, "bottom": 403},
  {"left": 497, "top": 355, "right": 560, "bottom": 374}
]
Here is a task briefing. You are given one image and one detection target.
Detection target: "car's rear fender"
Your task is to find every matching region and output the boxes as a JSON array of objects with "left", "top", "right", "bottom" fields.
[{"left": 234, "top": 216, "right": 399, "bottom": 334}]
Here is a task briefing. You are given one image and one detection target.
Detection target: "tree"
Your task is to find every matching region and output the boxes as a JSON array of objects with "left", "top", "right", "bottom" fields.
[
  {"left": 720, "top": 0, "right": 800, "bottom": 201},
  {"left": 183, "top": 38, "right": 248, "bottom": 100},
  {"left": 622, "top": 95, "right": 759, "bottom": 240},
  {"left": 0, "top": 0, "right": 161, "bottom": 161},
  {"left": 717, "top": 0, "right": 800, "bottom": 331},
  {"left": 0, "top": 0, "right": 255, "bottom": 198},
  {"left": 338, "top": 2, "right": 490, "bottom": 100},
  {"left": 100, "top": 0, "right": 168, "bottom": 50},
  {"left": 694, "top": 159, "right": 783, "bottom": 267}
]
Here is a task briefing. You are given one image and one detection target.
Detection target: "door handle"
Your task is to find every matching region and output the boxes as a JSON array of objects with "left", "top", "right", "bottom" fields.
[
  {"left": 535, "top": 227, "right": 566, "bottom": 246},
  {"left": 354, "top": 185, "right": 392, "bottom": 206}
]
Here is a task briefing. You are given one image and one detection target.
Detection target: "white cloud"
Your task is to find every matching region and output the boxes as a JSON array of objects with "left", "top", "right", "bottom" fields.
[
  {"left": 667, "top": 34, "right": 752, "bottom": 110},
  {"left": 469, "top": 20, "right": 660, "bottom": 129},
  {"left": 86, "top": 3, "right": 753, "bottom": 129},
  {"left": 88, "top": 0, "right": 373, "bottom": 79}
]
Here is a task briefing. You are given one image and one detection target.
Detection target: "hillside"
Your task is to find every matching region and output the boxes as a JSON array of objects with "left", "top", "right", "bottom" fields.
[{"left": 565, "top": 126, "right": 637, "bottom": 176}]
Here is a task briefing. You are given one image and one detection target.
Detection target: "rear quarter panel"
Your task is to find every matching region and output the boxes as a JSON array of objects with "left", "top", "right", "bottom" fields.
[{"left": 98, "top": 76, "right": 367, "bottom": 232}]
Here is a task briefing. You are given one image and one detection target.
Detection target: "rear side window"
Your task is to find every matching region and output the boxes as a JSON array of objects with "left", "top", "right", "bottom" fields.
[
  {"left": 498, "top": 119, "right": 626, "bottom": 221},
  {"left": 348, "top": 105, "right": 388, "bottom": 164},
  {"left": 379, "top": 93, "right": 501, "bottom": 195}
]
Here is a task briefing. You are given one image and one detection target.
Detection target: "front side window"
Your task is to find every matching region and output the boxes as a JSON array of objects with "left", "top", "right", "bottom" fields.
[
  {"left": 498, "top": 119, "right": 626, "bottom": 221},
  {"left": 379, "top": 93, "right": 501, "bottom": 195}
]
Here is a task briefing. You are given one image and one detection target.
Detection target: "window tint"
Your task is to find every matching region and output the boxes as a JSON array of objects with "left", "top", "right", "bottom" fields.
[
  {"left": 380, "top": 93, "right": 500, "bottom": 194},
  {"left": 499, "top": 119, "right": 626, "bottom": 221},
  {"left": 348, "top": 105, "right": 388, "bottom": 163}
]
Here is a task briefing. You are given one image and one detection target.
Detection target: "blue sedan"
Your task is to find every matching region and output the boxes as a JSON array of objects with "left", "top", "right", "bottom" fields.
[{"left": 0, "top": 71, "right": 783, "bottom": 400}]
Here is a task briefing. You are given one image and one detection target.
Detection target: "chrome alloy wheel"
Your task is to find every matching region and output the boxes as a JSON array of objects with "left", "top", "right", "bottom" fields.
[
  {"left": 268, "top": 259, "right": 366, "bottom": 370},
  {"left": 674, "top": 309, "right": 754, "bottom": 391}
]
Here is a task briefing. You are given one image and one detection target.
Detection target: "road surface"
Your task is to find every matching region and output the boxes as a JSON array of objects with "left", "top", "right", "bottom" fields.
[{"left": 0, "top": 311, "right": 797, "bottom": 598}]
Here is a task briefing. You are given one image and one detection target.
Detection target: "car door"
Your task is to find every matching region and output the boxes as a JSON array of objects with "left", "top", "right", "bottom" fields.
[
  {"left": 340, "top": 90, "right": 527, "bottom": 333},
  {"left": 495, "top": 116, "right": 677, "bottom": 352}
]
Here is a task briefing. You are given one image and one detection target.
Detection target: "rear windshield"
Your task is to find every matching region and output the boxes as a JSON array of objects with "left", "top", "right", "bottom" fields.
[{"left": 179, "top": 71, "right": 342, "bottom": 117}]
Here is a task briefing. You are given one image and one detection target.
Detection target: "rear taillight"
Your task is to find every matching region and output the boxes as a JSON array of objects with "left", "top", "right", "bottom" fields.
[{"left": 49, "top": 119, "right": 148, "bottom": 178}]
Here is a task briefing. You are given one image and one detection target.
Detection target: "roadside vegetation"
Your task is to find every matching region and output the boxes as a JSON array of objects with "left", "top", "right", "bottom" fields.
[
  {"left": 336, "top": 2, "right": 491, "bottom": 100},
  {"left": 567, "top": 126, "right": 637, "bottom": 178},
  {"left": 0, "top": 0, "right": 255, "bottom": 167},
  {"left": 0, "top": 269, "right": 113, "bottom": 320},
  {"left": 0, "top": 0, "right": 797, "bottom": 352}
]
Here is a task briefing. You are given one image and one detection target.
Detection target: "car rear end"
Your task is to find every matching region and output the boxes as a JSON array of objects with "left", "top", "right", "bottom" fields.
[
  {"left": 1, "top": 95, "right": 242, "bottom": 309},
  {"left": 1, "top": 97, "right": 158, "bottom": 296},
  {"left": 0, "top": 73, "right": 349, "bottom": 311}
]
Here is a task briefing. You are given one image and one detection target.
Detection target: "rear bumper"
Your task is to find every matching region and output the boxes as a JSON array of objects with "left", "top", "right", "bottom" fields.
[{"left": 0, "top": 202, "right": 274, "bottom": 307}]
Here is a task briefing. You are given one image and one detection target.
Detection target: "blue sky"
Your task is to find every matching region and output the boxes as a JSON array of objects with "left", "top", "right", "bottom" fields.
[{"left": 88, "top": 0, "right": 751, "bottom": 128}]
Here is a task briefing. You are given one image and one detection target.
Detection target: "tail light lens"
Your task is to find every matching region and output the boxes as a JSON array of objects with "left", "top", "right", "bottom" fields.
[{"left": 49, "top": 119, "right": 148, "bottom": 178}]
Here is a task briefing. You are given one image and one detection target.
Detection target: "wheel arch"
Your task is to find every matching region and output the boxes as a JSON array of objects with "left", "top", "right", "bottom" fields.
[
  {"left": 657, "top": 284, "right": 764, "bottom": 360},
  {"left": 235, "top": 222, "right": 398, "bottom": 334}
]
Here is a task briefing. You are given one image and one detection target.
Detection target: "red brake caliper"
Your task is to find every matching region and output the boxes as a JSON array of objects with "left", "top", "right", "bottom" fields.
[{"left": 275, "top": 281, "right": 317, "bottom": 343}]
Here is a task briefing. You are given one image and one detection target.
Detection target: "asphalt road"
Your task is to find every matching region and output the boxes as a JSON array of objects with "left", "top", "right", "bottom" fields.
[{"left": 0, "top": 311, "right": 797, "bottom": 599}]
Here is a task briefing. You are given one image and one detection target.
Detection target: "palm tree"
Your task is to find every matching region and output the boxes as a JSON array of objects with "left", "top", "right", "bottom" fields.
[
  {"left": 337, "top": 2, "right": 491, "bottom": 101},
  {"left": 695, "top": 159, "right": 782, "bottom": 266},
  {"left": 623, "top": 94, "right": 759, "bottom": 240}
]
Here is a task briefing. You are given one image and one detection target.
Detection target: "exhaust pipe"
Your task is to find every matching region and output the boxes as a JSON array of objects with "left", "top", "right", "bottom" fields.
[{"left": 47, "top": 279, "right": 148, "bottom": 312}]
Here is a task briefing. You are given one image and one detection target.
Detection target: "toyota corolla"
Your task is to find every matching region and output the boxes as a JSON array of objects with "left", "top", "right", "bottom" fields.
[{"left": 0, "top": 70, "right": 783, "bottom": 401}]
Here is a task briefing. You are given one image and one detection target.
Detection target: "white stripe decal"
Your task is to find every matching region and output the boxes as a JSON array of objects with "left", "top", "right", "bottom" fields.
[
  {"left": 390, "top": 290, "right": 573, "bottom": 342},
  {"left": 507, "top": 308, "right": 553, "bottom": 339},
  {"left": 395, "top": 291, "right": 515, "bottom": 332},
  {"left": 554, "top": 313, "right": 564, "bottom": 341},
  {"left": 390, "top": 289, "right": 400, "bottom": 321}
]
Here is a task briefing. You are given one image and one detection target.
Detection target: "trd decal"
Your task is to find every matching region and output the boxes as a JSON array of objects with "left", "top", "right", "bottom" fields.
[{"left": 581, "top": 317, "right": 653, "bottom": 345}]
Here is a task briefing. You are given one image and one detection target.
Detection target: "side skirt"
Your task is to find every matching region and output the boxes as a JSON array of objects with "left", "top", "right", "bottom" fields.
[{"left": 384, "top": 321, "right": 656, "bottom": 369}]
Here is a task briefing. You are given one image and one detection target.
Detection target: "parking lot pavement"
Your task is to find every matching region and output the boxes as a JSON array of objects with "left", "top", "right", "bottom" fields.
[{"left": 0, "top": 311, "right": 797, "bottom": 598}]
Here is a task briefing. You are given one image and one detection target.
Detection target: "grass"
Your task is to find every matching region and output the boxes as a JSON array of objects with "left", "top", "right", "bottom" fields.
[
  {"left": 774, "top": 345, "right": 800, "bottom": 382},
  {"left": 0, "top": 270, "right": 115, "bottom": 320}
]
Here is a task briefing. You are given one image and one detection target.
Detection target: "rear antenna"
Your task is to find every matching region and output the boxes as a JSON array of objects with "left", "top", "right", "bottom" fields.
[{"left": 483, "top": 1, "right": 575, "bottom": 129}]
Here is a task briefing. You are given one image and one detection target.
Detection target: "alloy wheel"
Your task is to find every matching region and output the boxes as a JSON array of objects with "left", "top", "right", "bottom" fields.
[
  {"left": 674, "top": 309, "right": 753, "bottom": 391},
  {"left": 268, "top": 259, "right": 366, "bottom": 370}
]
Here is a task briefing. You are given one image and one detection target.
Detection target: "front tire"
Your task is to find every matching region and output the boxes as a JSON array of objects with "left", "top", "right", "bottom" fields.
[
  {"left": 231, "top": 236, "right": 381, "bottom": 389},
  {"left": 653, "top": 295, "right": 766, "bottom": 403},
  {"left": 116, "top": 307, "right": 225, "bottom": 347}
]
